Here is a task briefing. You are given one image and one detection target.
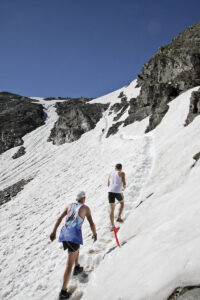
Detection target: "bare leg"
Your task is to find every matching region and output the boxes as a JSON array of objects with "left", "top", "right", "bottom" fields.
[
  {"left": 75, "top": 250, "right": 79, "bottom": 267},
  {"left": 109, "top": 203, "right": 115, "bottom": 228},
  {"left": 62, "top": 250, "right": 79, "bottom": 290},
  {"left": 117, "top": 200, "right": 124, "bottom": 220}
]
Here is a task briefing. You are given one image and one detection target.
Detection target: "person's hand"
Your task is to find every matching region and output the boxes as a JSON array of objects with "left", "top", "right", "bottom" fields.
[
  {"left": 92, "top": 233, "right": 97, "bottom": 242},
  {"left": 50, "top": 232, "right": 56, "bottom": 241}
]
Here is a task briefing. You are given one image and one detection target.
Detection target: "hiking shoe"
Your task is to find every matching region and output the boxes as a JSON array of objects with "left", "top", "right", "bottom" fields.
[
  {"left": 59, "top": 290, "right": 71, "bottom": 299},
  {"left": 116, "top": 217, "right": 124, "bottom": 223},
  {"left": 73, "top": 264, "right": 83, "bottom": 275}
]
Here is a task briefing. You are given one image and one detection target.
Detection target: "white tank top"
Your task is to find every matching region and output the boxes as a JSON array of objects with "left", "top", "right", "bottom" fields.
[{"left": 108, "top": 171, "right": 122, "bottom": 193}]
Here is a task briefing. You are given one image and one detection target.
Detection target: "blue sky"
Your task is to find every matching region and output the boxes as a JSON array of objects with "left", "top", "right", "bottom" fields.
[{"left": 0, "top": 0, "right": 199, "bottom": 98}]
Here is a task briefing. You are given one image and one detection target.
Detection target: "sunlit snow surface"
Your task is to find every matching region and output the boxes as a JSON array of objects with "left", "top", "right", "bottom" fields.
[{"left": 0, "top": 81, "right": 200, "bottom": 300}]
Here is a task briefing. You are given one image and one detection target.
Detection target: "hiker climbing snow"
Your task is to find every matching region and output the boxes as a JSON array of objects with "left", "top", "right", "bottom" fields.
[
  {"left": 50, "top": 191, "right": 97, "bottom": 300},
  {"left": 108, "top": 163, "right": 126, "bottom": 231}
]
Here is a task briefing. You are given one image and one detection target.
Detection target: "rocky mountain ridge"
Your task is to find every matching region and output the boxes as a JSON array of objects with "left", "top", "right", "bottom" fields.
[
  {"left": 0, "top": 92, "right": 45, "bottom": 154},
  {"left": 1, "top": 22, "right": 200, "bottom": 211},
  {"left": 1, "top": 23, "right": 200, "bottom": 152},
  {"left": 107, "top": 22, "right": 200, "bottom": 136},
  {"left": 124, "top": 22, "right": 200, "bottom": 132},
  {"left": 1, "top": 23, "right": 200, "bottom": 300}
]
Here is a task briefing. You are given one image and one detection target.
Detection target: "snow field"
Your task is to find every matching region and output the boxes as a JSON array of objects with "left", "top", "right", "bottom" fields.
[
  {"left": 1, "top": 82, "right": 200, "bottom": 300},
  {"left": 0, "top": 81, "right": 154, "bottom": 300},
  {"left": 83, "top": 87, "right": 200, "bottom": 300}
]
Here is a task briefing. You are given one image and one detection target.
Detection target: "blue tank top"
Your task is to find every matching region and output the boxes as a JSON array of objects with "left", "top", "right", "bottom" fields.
[{"left": 58, "top": 203, "right": 84, "bottom": 245}]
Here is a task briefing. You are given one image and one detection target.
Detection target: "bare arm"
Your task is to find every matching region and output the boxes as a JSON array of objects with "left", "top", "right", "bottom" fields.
[
  {"left": 121, "top": 172, "right": 126, "bottom": 189},
  {"left": 86, "top": 208, "right": 97, "bottom": 242},
  {"left": 108, "top": 174, "right": 110, "bottom": 187},
  {"left": 50, "top": 205, "right": 69, "bottom": 241}
]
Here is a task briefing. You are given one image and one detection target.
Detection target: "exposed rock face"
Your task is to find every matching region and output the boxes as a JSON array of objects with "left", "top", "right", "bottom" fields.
[
  {"left": 191, "top": 151, "right": 200, "bottom": 168},
  {"left": 167, "top": 285, "right": 200, "bottom": 300},
  {"left": 185, "top": 88, "right": 200, "bottom": 125},
  {"left": 48, "top": 99, "right": 109, "bottom": 145},
  {"left": 113, "top": 100, "right": 129, "bottom": 122},
  {"left": 0, "top": 178, "right": 32, "bottom": 206},
  {"left": 124, "top": 22, "right": 200, "bottom": 131},
  {"left": 110, "top": 94, "right": 129, "bottom": 122},
  {"left": 193, "top": 152, "right": 200, "bottom": 162},
  {"left": 106, "top": 121, "right": 123, "bottom": 138},
  {"left": 0, "top": 92, "right": 45, "bottom": 154},
  {"left": 106, "top": 94, "right": 129, "bottom": 137},
  {"left": 12, "top": 146, "right": 26, "bottom": 159},
  {"left": 118, "top": 91, "right": 125, "bottom": 98}
]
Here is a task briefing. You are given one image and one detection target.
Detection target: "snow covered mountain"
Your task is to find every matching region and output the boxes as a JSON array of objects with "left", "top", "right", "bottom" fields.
[{"left": 1, "top": 23, "right": 200, "bottom": 300}]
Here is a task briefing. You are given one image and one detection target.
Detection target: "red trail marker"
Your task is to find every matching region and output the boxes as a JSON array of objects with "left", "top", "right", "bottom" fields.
[{"left": 113, "top": 227, "right": 120, "bottom": 247}]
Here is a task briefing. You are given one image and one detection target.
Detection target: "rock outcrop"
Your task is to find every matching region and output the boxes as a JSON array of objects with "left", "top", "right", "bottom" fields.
[
  {"left": 193, "top": 152, "right": 200, "bottom": 162},
  {"left": 12, "top": 146, "right": 26, "bottom": 159},
  {"left": 124, "top": 22, "right": 200, "bottom": 132},
  {"left": 191, "top": 151, "right": 200, "bottom": 168},
  {"left": 106, "top": 92, "right": 129, "bottom": 136},
  {"left": 106, "top": 121, "right": 123, "bottom": 138},
  {"left": 48, "top": 98, "right": 109, "bottom": 145},
  {"left": 110, "top": 94, "right": 129, "bottom": 122},
  {"left": 185, "top": 88, "right": 200, "bottom": 125},
  {"left": 0, "top": 92, "right": 45, "bottom": 154},
  {"left": 0, "top": 178, "right": 32, "bottom": 206},
  {"left": 167, "top": 285, "right": 200, "bottom": 300}
]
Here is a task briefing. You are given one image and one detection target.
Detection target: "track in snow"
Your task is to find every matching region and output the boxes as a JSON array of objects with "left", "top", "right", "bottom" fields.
[{"left": 68, "top": 135, "right": 154, "bottom": 300}]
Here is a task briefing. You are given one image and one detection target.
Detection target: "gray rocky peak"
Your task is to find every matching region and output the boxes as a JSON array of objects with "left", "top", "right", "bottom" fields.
[{"left": 124, "top": 22, "right": 200, "bottom": 132}]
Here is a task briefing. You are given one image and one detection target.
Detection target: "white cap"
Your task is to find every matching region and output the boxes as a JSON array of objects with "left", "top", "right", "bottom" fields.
[{"left": 76, "top": 191, "right": 86, "bottom": 202}]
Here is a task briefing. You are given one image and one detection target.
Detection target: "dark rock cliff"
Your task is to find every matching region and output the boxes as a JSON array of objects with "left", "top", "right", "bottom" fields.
[
  {"left": 124, "top": 22, "right": 200, "bottom": 132},
  {"left": 48, "top": 98, "right": 109, "bottom": 145},
  {"left": 0, "top": 92, "right": 45, "bottom": 154}
]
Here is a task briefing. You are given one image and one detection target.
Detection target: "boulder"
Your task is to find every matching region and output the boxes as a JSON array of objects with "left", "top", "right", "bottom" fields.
[{"left": 12, "top": 146, "right": 26, "bottom": 159}]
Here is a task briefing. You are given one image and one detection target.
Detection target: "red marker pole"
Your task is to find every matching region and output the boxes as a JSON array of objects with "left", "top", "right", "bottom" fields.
[{"left": 113, "top": 227, "right": 120, "bottom": 247}]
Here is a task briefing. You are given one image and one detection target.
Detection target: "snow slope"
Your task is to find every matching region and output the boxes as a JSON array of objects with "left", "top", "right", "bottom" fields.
[{"left": 0, "top": 81, "right": 200, "bottom": 300}]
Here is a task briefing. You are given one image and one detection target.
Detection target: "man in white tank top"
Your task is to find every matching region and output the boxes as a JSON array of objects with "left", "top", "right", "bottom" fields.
[{"left": 108, "top": 163, "right": 126, "bottom": 230}]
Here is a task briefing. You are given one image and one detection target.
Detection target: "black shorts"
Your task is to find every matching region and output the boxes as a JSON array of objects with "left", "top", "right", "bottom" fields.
[
  {"left": 62, "top": 241, "right": 80, "bottom": 252},
  {"left": 108, "top": 192, "right": 124, "bottom": 203}
]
